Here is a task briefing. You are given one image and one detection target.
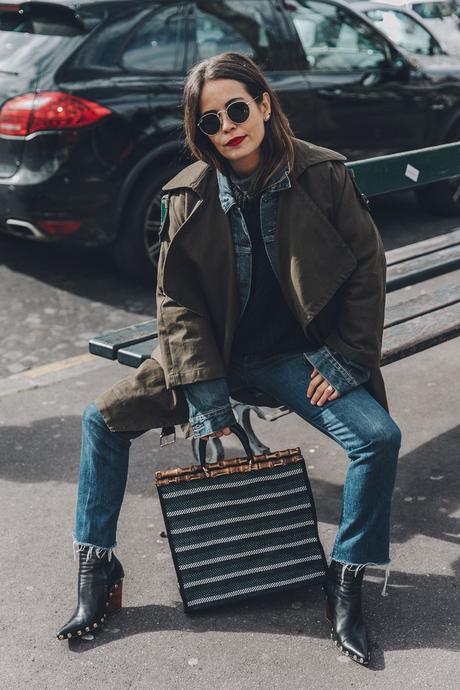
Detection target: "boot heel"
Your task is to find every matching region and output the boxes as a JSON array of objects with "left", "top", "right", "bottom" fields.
[{"left": 107, "top": 579, "right": 123, "bottom": 613}]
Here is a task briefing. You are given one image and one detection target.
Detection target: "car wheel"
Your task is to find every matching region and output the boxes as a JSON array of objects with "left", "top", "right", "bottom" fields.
[
  {"left": 112, "top": 166, "right": 182, "bottom": 284},
  {"left": 415, "top": 130, "right": 460, "bottom": 216}
]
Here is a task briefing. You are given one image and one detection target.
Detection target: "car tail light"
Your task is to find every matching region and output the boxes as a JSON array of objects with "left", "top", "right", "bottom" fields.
[
  {"left": 36, "top": 220, "right": 81, "bottom": 236},
  {"left": 0, "top": 92, "right": 112, "bottom": 137}
]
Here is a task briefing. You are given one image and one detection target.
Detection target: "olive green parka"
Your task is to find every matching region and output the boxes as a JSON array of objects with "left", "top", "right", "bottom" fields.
[{"left": 96, "top": 138, "right": 388, "bottom": 440}]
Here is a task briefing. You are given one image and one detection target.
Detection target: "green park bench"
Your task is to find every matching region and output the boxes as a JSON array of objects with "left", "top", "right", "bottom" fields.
[{"left": 89, "top": 143, "right": 460, "bottom": 460}]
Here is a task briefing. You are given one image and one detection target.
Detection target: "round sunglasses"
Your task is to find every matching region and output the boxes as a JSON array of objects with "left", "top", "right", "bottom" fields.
[{"left": 197, "top": 95, "right": 262, "bottom": 136}]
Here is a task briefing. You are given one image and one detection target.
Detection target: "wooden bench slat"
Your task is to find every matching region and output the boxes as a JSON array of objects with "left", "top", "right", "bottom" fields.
[
  {"left": 386, "top": 244, "right": 460, "bottom": 291},
  {"left": 89, "top": 319, "right": 157, "bottom": 359},
  {"left": 381, "top": 301, "right": 460, "bottom": 365},
  {"left": 385, "top": 227, "right": 460, "bottom": 266},
  {"left": 384, "top": 282, "right": 460, "bottom": 327},
  {"left": 117, "top": 339, "right": 157, "bottom": 367}
]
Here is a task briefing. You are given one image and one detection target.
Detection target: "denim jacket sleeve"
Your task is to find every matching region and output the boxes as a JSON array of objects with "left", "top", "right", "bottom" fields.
[
  {"left": 181, "top": 377, "right": 236, "bottom": 438},
  {"left": 303, "top": 345, "right": 371, "bottom": 394}
]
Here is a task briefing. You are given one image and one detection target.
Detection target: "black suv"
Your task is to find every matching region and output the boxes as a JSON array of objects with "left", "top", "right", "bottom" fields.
[{"left": 2, "top": 0, "right": 460, "bottom": 283}]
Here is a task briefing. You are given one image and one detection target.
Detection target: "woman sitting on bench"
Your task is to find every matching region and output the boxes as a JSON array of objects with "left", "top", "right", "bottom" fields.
[{"left": 57, "top": 51, "right": 402, "bottom": 667}]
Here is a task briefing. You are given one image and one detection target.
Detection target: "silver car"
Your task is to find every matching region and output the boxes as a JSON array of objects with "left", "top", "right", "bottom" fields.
[{"left": 349, "top": 0, "right": 460, "bottom": 55}]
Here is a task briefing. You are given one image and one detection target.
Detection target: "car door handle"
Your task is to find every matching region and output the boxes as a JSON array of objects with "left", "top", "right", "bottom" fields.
[
  {"left": 431, "top": 102, "right": 445, "bottom": 110},
  {"left": 317, "top": 88, "right": 342, "bottom": 97}
]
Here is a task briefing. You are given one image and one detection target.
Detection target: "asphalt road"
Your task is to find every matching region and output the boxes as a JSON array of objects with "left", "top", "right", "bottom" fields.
[{"left": 1, "top": 188, "right": 459, "bottom": 378}]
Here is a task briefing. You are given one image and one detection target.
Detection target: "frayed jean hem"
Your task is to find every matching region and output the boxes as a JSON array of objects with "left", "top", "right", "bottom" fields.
[
  {"left": 72, "top": 537, "right": 115, "bottom": 563},
  {"left": 330, "top": 557, "right": 392, "bottom": 597}
]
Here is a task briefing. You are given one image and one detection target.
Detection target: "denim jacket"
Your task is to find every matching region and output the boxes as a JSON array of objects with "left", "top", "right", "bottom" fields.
[{"left": 182, "top": 165, "right": 370, "bottom": 438}]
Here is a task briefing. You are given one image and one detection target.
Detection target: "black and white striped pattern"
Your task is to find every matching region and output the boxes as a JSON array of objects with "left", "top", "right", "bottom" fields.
[
  {"left": 157, "top": 458, "right": 327, "bottom": 611},
  {"left": 187, "top": 572, "right": 326, "bottom": 607},
  {"left": 174, "top": 521, "right": 316, "bottom": 552}
]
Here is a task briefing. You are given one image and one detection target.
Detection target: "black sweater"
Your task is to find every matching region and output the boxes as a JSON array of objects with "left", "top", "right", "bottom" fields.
[{"left": 230, "top": 182, "right": 314, "bottom": 358}]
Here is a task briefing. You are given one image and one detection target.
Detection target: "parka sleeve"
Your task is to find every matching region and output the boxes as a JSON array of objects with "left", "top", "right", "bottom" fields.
[
  {"left": 156, "top": 288, "right": 227, "bottom": 389},
  {"left": 323, "top": 162, "right": 387, "bottom": 369},
  {"left": 155, "top": 193, "right": 227, "bottom": 390}
]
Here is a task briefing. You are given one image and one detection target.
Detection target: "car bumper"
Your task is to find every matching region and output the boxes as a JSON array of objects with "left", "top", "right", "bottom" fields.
[{"left": 0, "top": 176, "right": 116, "bottom": 246}]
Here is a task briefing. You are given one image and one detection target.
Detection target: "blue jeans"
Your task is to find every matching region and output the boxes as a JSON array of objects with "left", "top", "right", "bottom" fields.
[{"left": 74, "top": 349, "right": 401, "bottom": 579}]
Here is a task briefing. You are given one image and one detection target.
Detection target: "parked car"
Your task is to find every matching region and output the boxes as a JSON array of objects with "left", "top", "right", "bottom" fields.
[
  {"left": 2, "top": 0, "right": 460, "bottom": 283},
  {"left": 352, "top": 0, "right": 451, "bottom": 55},
  {"left": 349, "top": 0, "right": 460, "bottom": 55}
]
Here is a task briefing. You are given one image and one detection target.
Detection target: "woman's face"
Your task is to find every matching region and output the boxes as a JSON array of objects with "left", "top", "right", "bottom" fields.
[{"left": 198, "top": 78, "right": 271, "bottom": 176}]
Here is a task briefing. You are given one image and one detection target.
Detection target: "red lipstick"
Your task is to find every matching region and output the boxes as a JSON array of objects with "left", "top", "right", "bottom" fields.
[{"left": 226, "top": 135, "right": 247, "bottom": 147}]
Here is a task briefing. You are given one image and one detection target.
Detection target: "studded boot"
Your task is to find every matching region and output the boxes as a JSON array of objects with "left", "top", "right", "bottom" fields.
[
  {"left": 323, "top": 559, "right": 370, "bottom": 665},
  {"left": 56, "top": 546, "right": 124, "bottom": 640}
]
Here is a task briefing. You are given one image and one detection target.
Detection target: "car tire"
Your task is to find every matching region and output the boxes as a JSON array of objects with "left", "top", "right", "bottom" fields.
[
  {"left": 111, "top": 165, "right": 183, "bottom": 284},
  {"left": 415, "top": 130, "right": 460, "bottom": 216}
]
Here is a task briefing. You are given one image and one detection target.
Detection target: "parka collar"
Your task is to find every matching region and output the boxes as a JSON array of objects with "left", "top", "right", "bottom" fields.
[{"left": 162, "top": 138, "right": 347, "bottom": 198}]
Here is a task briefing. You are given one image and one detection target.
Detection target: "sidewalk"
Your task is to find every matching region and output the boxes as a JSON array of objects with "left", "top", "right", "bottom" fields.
[{"left": 0, "top": 339, "right": 458, "bottom": 690}]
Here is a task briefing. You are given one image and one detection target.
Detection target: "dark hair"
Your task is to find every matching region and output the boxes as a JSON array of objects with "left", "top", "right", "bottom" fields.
[{"left": 183, "top": 52, "right": 295, "bottom": 195}]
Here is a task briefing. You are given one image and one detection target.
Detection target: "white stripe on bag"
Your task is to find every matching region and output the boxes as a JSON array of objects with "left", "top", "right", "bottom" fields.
[
  {"left": 180, "top": 538, "right": 320, "bottom": 569},
  {"left": 174, "top": 521, "right": 315, "bottom": 552},
  {"left": 167, "top": 486, "right": 306, "bottom": 516},
  {"left": 170, "top": 503, "right": 311, "bottom": 533},
  {"left": 184, "top": 555, "right": 323, "bottom": 588},
  {"left": 187, "top": 572, "right": 325, "bottom": 606},
  {"left": 162, "top": 466, "right": 303, "bottom": 498}
]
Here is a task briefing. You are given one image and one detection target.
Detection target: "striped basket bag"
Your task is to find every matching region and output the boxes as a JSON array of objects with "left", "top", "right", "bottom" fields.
[{"left": 155, "top": 422, "right": 328, "bottom": 613}]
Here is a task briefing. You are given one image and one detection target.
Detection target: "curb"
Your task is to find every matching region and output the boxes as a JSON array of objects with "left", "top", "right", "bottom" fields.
[{"left": 0, "top": 353, "right": 113, "bottom": 398}]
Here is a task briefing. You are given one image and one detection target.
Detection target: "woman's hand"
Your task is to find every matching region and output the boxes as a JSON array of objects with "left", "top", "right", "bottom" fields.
[
  {"left": 307, "top": 367, "right": 342, "bottom": 406},
  {"left": 200, "top": 426, "right": 233, "bottom": 441}
]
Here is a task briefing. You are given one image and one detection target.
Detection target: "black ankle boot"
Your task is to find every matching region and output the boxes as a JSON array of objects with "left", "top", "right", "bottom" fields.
[
  {"left": 323, "top": 559, "right": 370, "bottom": 665},
  {"left": 56, "top": 547, "right": 124, "bottom": 640}
]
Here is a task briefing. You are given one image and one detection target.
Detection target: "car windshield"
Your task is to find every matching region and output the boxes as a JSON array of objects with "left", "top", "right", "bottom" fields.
[{"left": 365, "top": 8, "right": 441, "bottom": 54}]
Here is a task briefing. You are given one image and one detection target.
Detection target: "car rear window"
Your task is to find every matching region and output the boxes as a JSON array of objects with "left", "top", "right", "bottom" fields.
[{"left": 0, "top": 2, "right": 84, "bottom": 36}]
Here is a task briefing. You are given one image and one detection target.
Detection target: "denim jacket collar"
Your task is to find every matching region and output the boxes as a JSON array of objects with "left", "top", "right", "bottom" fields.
[{"left": 217, "top": 162, "right": 291, "bottom": 214}]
